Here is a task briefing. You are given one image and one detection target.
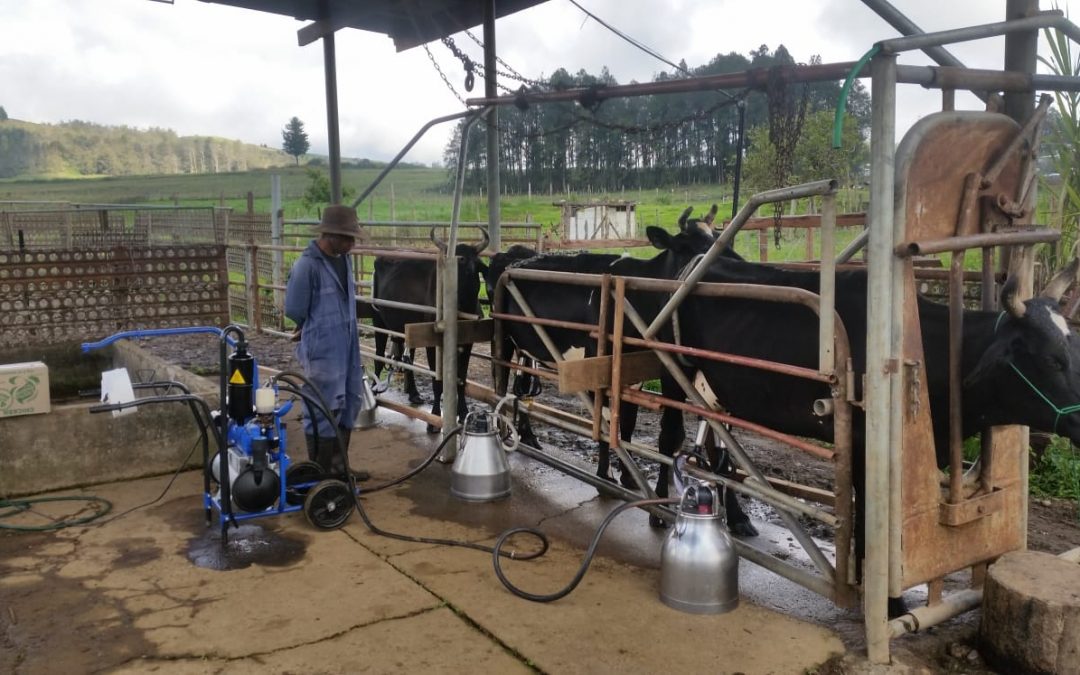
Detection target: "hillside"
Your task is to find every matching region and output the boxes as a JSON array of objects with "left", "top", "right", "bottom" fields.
[{"left": 0, "top": 118, "right": 293, "bottom": 179}]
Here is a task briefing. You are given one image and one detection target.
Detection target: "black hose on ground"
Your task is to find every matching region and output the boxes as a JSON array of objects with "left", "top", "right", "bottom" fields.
[{"left": 492, "top": 497, "right": 680, "bottom": 602}]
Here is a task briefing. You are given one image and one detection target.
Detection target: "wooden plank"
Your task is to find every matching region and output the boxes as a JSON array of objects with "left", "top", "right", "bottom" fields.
[
  {"left": 557, "top": 351, "right": 662, "bottom": 394},
  {"left": 404, "top": 319, "right": 494, "bottom": 348}
]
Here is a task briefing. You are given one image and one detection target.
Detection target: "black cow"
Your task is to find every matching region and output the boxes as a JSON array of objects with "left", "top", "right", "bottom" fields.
[
  {"left": 488, "top": 206, "right": 756, "bottom": 534},
  {"left": 372, "top": 228, "right": 489, "bottom": 432},
  {"left": 673, "top": 255, "right": 1080, "bottom": 611}
]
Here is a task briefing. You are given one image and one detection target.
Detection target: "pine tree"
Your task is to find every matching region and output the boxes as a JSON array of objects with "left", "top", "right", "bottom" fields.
[
  {"left": 0, "top": 106, "right": 8, "bottom": 121},
  {"left": 281, "top": 116, "right": 309, "bottom": 165}
]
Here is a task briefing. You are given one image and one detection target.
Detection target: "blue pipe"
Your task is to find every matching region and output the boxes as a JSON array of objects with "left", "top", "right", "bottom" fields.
[{"left": 81, "top": 326, "right": 237, "bottom": 353}]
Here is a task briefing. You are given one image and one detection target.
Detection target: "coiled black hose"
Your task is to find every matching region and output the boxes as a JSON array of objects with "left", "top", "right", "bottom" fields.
[{"left": 492, "top": 497, "right": 680, "bottom": 602}]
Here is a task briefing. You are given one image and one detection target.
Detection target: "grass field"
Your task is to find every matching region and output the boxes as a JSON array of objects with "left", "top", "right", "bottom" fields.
[{"left": 0, "top": 165, "right": 874, "bottom": 263}]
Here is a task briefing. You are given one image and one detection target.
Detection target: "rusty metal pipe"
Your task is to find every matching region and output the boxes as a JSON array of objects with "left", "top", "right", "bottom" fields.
[
  {"left": 621, "top": 390, "right": 834, "bottom": 461},
  {"left": 618, "top": 335, "right": 835, "bottom": 384},
  {"left": 898, "top": 229, "right": 1060, "bottom": 257}
]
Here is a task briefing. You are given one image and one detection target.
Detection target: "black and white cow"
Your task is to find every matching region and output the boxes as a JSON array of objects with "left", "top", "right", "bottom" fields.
[
  {"left": 372, "top": 228, "right": 489, "bottom": 432},
  {"left": 488, "top": 207, "right": 756, "bottom": 534},
  {"left": 673, "top": 255, "right": 1080, "bottom": 612}
]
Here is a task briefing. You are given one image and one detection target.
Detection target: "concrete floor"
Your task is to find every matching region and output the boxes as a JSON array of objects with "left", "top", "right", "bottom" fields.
[{"left": 1, "top": 408, "right": 868, "bottom": 674}]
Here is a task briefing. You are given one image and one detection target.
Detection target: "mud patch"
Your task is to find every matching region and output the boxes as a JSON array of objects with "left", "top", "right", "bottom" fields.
[
  {"left": 110, "top": 537, "right": 163, "bottom": 569},
  {"left": 187, "top": 523, "right": 307, "bottom": 571}
]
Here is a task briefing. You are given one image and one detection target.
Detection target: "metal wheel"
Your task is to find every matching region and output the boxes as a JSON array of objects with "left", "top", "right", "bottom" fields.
[
  {"left": 303, "top": 479, "right": 354, "bottom": 530},
  {"left": 285, "top": 461, "right": 324, "bottom": 506}
]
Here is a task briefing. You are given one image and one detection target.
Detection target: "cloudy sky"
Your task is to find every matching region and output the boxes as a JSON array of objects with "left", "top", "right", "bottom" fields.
[{"left": 0, "top": 1, "right": 1055, "bottom": 166}]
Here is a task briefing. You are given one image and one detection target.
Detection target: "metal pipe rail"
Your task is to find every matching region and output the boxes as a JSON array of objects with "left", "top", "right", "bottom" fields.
[
  {"left": 897, "top": 229, "right": 1060, "bottom": 257},
  {"left": 489, "top": 257, "right": 857, "bottom": 604}
]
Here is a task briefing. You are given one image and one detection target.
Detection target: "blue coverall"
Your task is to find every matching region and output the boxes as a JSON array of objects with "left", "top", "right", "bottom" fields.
[{"left": 284, "top": 240, "right": 363, "bottom": 438}]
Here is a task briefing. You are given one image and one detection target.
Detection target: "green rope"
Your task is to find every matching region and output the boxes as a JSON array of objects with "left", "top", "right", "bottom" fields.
[
  {"left": 995, "top": 311, "right": 1080, "bottom": 433},
  {"left": 0, "top": 496, "right": 113, "bottom": 531},
  {"left": 1008, "top": 363, "right": 1080, "bottom": 434},
  {"left": 833, "top": 44, "right": 880, "bottom": 149}
]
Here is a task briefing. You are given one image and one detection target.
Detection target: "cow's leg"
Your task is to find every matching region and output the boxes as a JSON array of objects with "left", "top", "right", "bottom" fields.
[
  {"left": 615, "top": 400, "right": 639, "bottom": 489},
  {"left": 456, "top": 345, "right": 471, "bottom": 422},
  {"left": 850, "top": 452, "right": 907, "bottom": 617},
  {"left": 403, "top": 346, "right": 423, "bottom": 404},
  {"left": 705, "top": 433, "right": 757, "bottom": 537},
  {"left": 651, "top": 375, "right": 688, "bottom": 528},
  {"left": 426, "top": 346, "right": 441, "bottom": 434},
  {"left": 372, "top": 314, "right": 389, "bottom": 391}
]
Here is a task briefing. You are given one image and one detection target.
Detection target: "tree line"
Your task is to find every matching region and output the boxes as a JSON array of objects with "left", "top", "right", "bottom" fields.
[
  {"left": 0, "top": 118, "right": 293, "bottom": 179},
  {"left": 443, "top": 45, "right": 871, "bottom": 195}
]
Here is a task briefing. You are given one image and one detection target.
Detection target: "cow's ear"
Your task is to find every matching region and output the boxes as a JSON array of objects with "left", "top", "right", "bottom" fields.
[
  {"left": 677, "top": 207, "right": 693, "bottom": 232},
  {"left": 647, "top": 226, "right": 672, "bottom": 249}
]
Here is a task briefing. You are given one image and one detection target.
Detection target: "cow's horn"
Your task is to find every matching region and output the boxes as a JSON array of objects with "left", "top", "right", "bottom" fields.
[
  {"left": 1040, "top": 257, "right": 1080, "bottom": 303},
  {"left": 1001, "top": 276, "right": 1026, "bottom": 319},
  {"left": 429, "top": 227, "right": 448, "bottom": 252},
  {"left": 704, "top": 203, "right": 719, "bottom": 226},
  {"left": 472, "top": 226, "right": 490, "bottom": 253},
  {"left": 677, "top": 206, "right": 693, "bottom": 231}
]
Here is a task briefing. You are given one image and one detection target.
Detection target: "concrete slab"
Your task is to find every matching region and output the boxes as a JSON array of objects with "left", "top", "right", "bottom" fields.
[{"left": 1, "top": 407, "right": 848, "bottom": 674}]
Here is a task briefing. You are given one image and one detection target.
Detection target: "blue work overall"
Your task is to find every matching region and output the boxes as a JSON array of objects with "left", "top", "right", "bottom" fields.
[{"left": 285, "top": 240, "right": 364, "bottom": 470}]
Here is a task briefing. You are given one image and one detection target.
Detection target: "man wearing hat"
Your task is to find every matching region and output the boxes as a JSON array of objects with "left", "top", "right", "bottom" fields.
[{"left": 285, "top": 204, "right": 368, "bottom": 479}]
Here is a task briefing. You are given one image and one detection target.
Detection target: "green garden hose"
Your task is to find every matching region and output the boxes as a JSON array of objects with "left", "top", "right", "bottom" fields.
[
  {"left": 833, "top": 44, "right": 881, "bottom": 149},
  {"left": 0, "top": 495, "right": 113, "bottom": 531}
]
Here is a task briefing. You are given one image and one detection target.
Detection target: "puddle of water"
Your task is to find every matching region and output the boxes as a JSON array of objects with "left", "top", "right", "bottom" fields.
[{"left": 186, "top": 523, "right": 307, "bottom": 571}]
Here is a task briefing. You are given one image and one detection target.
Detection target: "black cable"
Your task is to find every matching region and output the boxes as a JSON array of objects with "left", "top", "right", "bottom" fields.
[
  {"left": 91, "top": 430, "right": 204, "bottom": 526},
  {"left": 492, "top": 497, "right": 679, "bottom": 602}
]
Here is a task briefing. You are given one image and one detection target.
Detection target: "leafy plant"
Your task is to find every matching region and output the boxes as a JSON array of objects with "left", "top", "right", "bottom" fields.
[
  {"left": 300, "top": 167, "right": 355, "bottom": 213},
  {"left": 1038, "top": 22, "right": 1080, "bottom": 274},
  {"left": 1029, "top": 435, "right": 1080, "bottom": 509}
]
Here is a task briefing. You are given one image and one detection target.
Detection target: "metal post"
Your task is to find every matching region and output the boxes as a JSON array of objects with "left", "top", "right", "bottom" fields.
[
  {"left": 1004, "top": 0, "right": 1039, "bottom": 125},
  {"left": 819, "top": 194, "right": 836, "bottom": 374},
  {"left": 731, "top": 101, "right": 747, "bottom": 220},
  {"left": 441, "top": 110, "right": 485, "bottom": 440},
  {"left": 323, "top": 32, "right": 342, "bottom": 203},
  {"left": 270, "top": 175, "right": 284, "bottom": 328},
  {"left": 484, "top": 0, "right": 501, "bottom": 252},
  {"left": 865, "top": 52, "right": 897, "bottom": 665},
  {"left": 1005, "top": 0, "right": 1040, "bottom": 550}
]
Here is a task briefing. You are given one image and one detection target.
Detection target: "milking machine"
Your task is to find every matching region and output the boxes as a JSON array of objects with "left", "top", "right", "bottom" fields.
[{"left": 81, "top": 325, "right": 362, "bottom": 542}]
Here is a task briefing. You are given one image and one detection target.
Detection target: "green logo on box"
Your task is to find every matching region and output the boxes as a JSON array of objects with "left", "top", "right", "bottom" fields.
[{"left": 0, "top": 375, "right": 39, "bottom": 411}]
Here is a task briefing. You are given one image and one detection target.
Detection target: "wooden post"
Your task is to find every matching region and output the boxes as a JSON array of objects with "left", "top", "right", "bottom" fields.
[
  {"left": 758, "top": 229, "right": 769, "bottom": 262},
  {"left": 592, "top": 274, "right": 611, "bottom": 442},
  {"left": 608, "top": 277, "right": 627, "bottom": 449}
]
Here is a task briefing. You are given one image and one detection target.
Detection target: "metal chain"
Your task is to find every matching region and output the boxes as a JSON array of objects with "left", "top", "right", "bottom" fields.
[
  {"left": 423, "top": 43, "right": 467, "bottom": 105},
  {"left": 571, "top": 92, "right": 747, "bottom": 136},
  {"left": 766, "top": 67, "right": 809, "bottom": 249},
  {"left": 463, "top": 29, "right": 550, "bottom": 90},
  {"left": 441, "top": 37, "right": 476, "bottom": 92}
]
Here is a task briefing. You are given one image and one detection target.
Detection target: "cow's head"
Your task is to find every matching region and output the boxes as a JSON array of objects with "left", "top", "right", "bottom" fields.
[
  {"left": 484, "top": 244, "right": 538, "bottom": 304},
  {"left": 430, "top": 227, "right": 490, "bottom": 312},
  {"left": 965, "top": 259, "right": 1080, "bottom": 444}
]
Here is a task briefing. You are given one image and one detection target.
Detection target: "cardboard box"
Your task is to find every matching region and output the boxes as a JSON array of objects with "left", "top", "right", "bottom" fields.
[{"left": 0, "top": 362, "right": 50, "bottom": 418}]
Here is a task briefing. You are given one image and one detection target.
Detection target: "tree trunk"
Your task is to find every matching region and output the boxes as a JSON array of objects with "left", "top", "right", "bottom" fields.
[{"left": 979, "top": 550, "right": 1080, "bottom": 674}]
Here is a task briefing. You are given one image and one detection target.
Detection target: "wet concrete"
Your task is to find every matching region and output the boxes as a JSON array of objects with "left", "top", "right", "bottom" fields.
[
  {"left": 186, "top": 523, "right": 307, "bottom": 571},
  {"left": 0, "top": 403, "right": 916, "bottom": 674}
]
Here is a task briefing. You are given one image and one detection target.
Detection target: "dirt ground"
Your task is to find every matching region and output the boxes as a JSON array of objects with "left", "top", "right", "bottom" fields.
[{"left": 133, "top": 330, "right": 1080, "bottom": 673}]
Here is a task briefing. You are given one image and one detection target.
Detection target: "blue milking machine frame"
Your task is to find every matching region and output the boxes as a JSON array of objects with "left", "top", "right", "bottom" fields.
[{"left": 80, "top": 324, "right": 331, "bottom": 543}]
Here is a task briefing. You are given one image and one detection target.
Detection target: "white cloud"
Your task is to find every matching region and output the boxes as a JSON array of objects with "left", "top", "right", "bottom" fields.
[{"left": 0, "top": 0, "right": 1069, "bottom": 166}]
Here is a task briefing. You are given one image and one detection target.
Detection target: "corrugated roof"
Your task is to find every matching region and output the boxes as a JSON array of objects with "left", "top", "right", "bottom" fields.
[{"left": 198, "top": 0, "right": 550, "bottom": 50}]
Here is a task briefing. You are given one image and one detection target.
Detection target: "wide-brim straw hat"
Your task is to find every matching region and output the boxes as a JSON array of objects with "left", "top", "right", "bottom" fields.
[{"left": 317, "top": 204, "right": 361, "bottom": 238}]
